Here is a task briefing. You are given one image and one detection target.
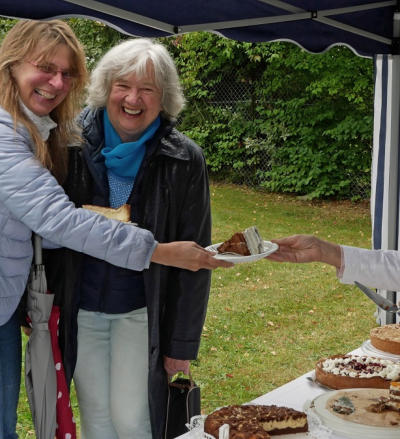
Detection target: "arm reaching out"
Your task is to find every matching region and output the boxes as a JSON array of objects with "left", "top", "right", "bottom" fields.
[
  {"left": 151, "top": 241, "right": 233, "bottom": 271},
  {"left": 266, "top": 234, "right": 342, "bottom": 269}
]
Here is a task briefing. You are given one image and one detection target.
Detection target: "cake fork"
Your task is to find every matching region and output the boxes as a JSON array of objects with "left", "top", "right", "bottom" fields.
[{"left": 305, "top": 375, "right": 332, "bottom": 391}]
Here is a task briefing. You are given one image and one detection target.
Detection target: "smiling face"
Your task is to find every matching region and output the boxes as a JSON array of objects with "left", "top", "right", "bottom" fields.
[
  {"left": 106, "top": 65, "right": 162, "bottom": 142},
  {"left": 12, "top": 44, "right": 73, "bottom": 117}
]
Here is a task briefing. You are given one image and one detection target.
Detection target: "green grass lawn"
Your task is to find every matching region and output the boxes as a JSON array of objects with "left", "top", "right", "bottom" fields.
[{"left": 17, "top": 182, "right": 375, "bottom": 436}]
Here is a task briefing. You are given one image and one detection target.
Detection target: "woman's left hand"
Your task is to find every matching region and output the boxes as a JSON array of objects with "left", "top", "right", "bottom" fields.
[{"left": 163, "top": 356, "right": 190, "bottom": 377}]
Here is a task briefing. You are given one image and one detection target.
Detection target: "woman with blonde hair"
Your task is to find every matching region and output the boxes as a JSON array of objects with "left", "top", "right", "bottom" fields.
[
  {"left": 0, "top": 20, "right": 229, "bottom": 439},
  {"left": 0, "top": 19, "right": 87, "bottom": 183}
]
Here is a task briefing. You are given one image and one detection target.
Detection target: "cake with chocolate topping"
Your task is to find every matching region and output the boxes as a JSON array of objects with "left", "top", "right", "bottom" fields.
[
  {"left": 218, "top": 227, "right": 264, "bottom": 256},
  {"left": 203, "top": 404, "right": 308, "bottom": 438},
  {"left": 315, "top": 354, "right": 400, "bottom": 389},
  {"left": 370, "top": 323, "right": 400, "bottom": 355}
]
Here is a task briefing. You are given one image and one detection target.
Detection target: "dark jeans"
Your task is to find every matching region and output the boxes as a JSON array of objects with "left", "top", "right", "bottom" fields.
[{"left": 0, "top": 310, "right": 21, "bottom": 439}]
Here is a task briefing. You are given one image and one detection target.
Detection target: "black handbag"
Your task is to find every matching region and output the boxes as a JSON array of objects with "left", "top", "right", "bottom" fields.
[{"left": 165, "top": 372, "right": 201, "bottom": 439}]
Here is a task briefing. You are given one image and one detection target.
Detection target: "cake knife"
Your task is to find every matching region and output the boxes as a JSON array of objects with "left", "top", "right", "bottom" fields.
[{"left": 354, "top": 281, "right": 399, "bottom": 314}]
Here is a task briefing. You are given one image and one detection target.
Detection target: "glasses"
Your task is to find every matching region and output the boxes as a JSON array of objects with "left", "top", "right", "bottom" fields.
[{"left": 26, "top": 60, "right": 76, "bottom": 81}]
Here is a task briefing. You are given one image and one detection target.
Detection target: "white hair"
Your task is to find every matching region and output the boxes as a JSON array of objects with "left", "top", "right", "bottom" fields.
[{"left": 86, "top": 38, "right": 185, "bottom": 119}]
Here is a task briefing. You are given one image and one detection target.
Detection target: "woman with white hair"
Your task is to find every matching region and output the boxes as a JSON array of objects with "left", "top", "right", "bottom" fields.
[
  {"left": 0, "top": 20, "right": 230, "bottom": 439},
  {"left": 54, "top": 38, "right": 216, "bottom": 439}
]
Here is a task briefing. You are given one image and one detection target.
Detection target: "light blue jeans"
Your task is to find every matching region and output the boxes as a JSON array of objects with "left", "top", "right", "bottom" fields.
[
  {"left": 74, "top": 308, "right": 151, "bottom": 439},
  {"left": 0, "top": 310, "right": 21, "bottom": 439}
]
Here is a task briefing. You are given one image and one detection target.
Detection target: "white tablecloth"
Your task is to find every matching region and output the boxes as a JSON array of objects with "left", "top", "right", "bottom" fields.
[{"left": 175, "top": 349, "right": 365, "bottom": 438}]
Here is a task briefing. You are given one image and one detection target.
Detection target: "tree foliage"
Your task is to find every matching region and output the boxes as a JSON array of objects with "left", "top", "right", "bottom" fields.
[
  {"left": 0, "top": 17, "right": 17, "bottom": 40},
  {"left": 165, "top": 33, "right": 374, "bottom": 199},
  {"left": 67, "top": 19, "right": 127, "bottom": 70},
  {"left": 0, "top": 18, "right": 374, "bottom": 199}
]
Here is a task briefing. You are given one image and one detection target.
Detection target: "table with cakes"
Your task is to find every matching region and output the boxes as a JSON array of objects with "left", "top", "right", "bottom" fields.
[{"left": 176, "top": 229, "right": 400, "bottom": 439}]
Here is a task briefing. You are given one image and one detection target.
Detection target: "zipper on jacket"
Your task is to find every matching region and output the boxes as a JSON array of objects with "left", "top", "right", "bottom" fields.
[{"left": 98, "top": 263, "right": 110, "bottom": 313}]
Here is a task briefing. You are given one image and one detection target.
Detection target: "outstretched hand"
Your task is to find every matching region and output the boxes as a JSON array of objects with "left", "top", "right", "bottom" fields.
[
  {"left": 266, "top": 234, "right": 342, "bottom": 269},
  {"left": 266, "top": 235, "right": 323, "bottom": 263},
  {"left": 151, "top": 241, "right": 233, "bottom": 271}
]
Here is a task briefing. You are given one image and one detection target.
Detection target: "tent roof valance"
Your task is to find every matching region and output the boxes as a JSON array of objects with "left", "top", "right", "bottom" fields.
[{"left": 0, "top": 0, "right": 397, "bottom": 57}]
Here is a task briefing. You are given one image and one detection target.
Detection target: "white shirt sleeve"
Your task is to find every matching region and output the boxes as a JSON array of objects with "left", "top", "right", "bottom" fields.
[{"left": 339, "top": 245, "right": 400, "bottom": 291}]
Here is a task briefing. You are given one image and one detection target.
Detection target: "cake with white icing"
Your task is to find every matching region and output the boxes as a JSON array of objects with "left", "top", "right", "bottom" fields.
[{"left": 315, "top": 354, "right": 400, "bottom": 389}]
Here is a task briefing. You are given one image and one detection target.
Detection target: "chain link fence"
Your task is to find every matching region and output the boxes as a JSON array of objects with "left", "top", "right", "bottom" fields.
[{"left": 177, "top": 72, "right": 371, "bottom": 201}]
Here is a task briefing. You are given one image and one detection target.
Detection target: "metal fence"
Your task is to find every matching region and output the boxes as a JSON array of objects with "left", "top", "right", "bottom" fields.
[{"left": 177, "top": 74, "right": 371, "bottom": 200}]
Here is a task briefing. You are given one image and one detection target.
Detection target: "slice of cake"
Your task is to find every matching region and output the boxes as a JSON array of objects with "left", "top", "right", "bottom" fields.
[
  {"left": 218, "top": 226, "right": 264, "bottom": 256},
  {"left": 82, "top": 204, "right": 131, "bottom": 223},
  {"left": 390, "top": 381, "right": 400, "bottom": 402},
  {"left": 387, "top": 381, "right": 400, "bottom": 412}
]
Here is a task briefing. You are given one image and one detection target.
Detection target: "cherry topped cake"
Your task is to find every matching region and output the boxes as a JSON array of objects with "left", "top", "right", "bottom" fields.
[
  {"left": 315, "top": 354, "right": 400, "bottom": 389},
  {"left": 203, "top": 404, "right": 308, "bottom": 438},
  {"left": 218, "top": 226, "right": 264, "bottom": 256}
]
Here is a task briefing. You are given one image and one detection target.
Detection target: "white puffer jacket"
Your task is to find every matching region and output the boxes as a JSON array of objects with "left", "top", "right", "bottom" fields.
[{"left": 0, "top": 107, "right": 157, "bottom": 325}]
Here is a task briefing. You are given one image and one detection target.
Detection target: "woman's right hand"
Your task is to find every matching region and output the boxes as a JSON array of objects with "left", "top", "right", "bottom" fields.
[
  {"left": 266, "top": 234, "right": 342, "bottom": 269},
  {"left": 151, "top": 241, "right": 233, "bottom": 271}
]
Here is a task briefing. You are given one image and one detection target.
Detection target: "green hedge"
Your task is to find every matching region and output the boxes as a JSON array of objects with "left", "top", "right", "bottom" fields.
[
  {"left": 165, "top": 33, "right": 373, "bottom": 200},
  {"left": 0, "top": 19, "right": 373, "bottom": 199}
]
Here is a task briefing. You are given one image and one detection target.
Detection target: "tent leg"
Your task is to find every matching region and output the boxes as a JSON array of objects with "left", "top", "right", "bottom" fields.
[{"left": 372, "top": 54, "right": 400, "bottom": 325}]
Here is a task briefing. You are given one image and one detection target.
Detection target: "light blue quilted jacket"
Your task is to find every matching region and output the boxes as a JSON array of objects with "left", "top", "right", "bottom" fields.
[{"left": 0, "top": 107, "right": 157, "bottom": 326}]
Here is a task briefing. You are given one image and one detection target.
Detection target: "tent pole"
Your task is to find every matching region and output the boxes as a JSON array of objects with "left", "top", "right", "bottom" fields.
[{"left": 372, "top": 12, "right": 400, "bottom": 324}]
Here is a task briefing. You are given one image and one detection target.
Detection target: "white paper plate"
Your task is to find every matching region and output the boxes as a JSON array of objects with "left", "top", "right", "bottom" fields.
[
  {"left": 307, "top": 389, "right": 400, "bottom": 439},
  {"left": 360, "top": 339, "right": 400, "bottom": 362},
  {"left": 206, "top": 240, "right": 278, "bottom": 263}
]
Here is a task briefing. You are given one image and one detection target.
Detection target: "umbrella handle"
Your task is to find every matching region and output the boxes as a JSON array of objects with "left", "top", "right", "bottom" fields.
[{"left": 33, "top": 233, "right": 42, "bottom": 266}]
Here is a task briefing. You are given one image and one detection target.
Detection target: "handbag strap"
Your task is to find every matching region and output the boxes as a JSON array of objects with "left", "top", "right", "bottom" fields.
[
  {"left": 188, "top": 370, "right": 195, "bottom": 387},
  {"left": 168, "top": 370, "right": 195, "bottom": 388}
]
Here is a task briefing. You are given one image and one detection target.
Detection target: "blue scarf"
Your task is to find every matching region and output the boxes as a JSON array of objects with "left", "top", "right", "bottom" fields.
[{"left": 102, "top": 110, "right": 161, "bottom": 179}]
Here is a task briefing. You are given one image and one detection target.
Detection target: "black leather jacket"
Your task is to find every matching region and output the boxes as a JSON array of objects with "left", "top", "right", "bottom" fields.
[{"left": 47, "top": 107, "right": 212, "bottom": 438}]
